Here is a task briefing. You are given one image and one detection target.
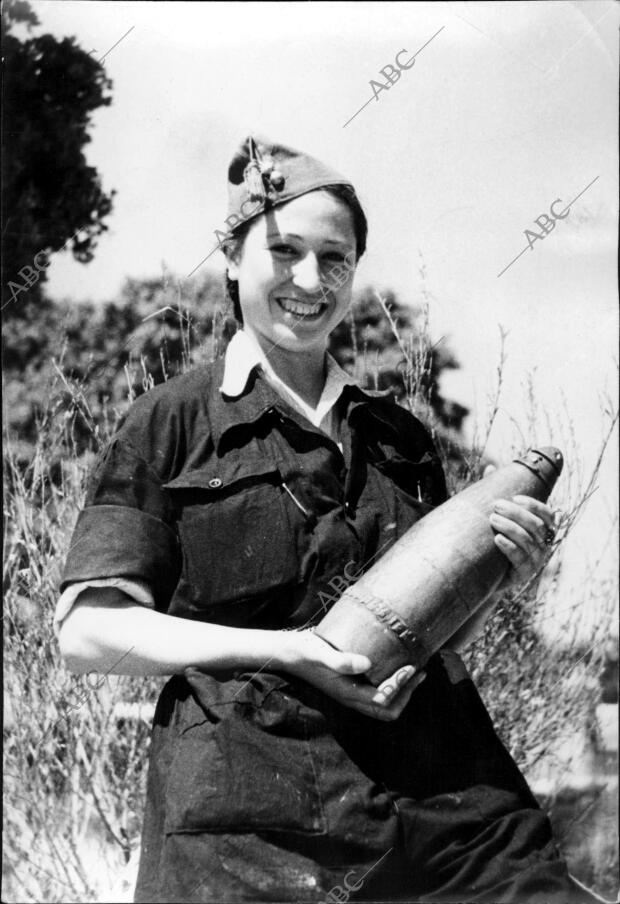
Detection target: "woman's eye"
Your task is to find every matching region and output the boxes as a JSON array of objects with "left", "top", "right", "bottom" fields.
[
  {"left": 269, "top": 244, "right": 297, "bottom": 256},
  {"left": 323, "top": 252, "right": 347, "bottom": 264}
]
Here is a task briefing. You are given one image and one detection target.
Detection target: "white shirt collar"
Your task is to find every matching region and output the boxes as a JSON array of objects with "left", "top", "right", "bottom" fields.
[{"left": 219, "top": 329, "right": 358, "bottom": 430}]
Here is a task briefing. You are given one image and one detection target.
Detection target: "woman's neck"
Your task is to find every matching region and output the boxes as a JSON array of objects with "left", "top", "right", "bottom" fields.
[{"left": 247, "top": 329, "right": 327, "bottom": 409}]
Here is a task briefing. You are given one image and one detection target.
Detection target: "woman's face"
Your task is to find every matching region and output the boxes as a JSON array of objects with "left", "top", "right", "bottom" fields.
[{"left": 226, "top": 190, "right": 357, "bottom": 353}]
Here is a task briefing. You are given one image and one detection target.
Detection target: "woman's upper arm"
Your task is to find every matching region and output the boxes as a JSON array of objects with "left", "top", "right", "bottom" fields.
[{"left": 60, "top": 392, "right": 183, "bottom": 612}]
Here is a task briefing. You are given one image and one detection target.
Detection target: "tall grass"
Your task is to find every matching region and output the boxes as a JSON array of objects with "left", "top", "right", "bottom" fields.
[
  {"left": 3, "top": 373, "right": 163, "bottom": 902},
  {"left": 3, "top": 286, "right": 618, "bottom": 902}
]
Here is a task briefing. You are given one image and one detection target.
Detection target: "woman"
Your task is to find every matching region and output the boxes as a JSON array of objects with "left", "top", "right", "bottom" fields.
[{"left": 57, "top": 135, "right": 592, "bottom": 903}]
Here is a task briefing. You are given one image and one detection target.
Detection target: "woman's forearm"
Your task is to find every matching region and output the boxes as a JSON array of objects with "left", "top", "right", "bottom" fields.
[{"left": 58, "top": 586, "right": 289, "bottom": 677}]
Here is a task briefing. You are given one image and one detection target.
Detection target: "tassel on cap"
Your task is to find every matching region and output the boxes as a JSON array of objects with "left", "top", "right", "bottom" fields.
[
  {"left": 226, "top": 133, "right": 358, "bottom": 234},
  {"left": 243, "top": 138, "right": 266, "bottom": 202},
  {"left": 244, "top": 159, "right": 266, "bottom": 202},
  {"left": 243, "top": 138, "right": 287, "bottom": 202}
]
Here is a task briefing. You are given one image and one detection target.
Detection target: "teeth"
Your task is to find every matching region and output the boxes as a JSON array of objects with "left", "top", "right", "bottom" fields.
[{"left": 277, "top": 297, "right": 324, "bottom": 316}]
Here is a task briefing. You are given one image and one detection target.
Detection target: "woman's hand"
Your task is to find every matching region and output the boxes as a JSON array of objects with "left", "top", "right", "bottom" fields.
[
  {"left": 279, "top": 629, "right": 425, "bottom": 720},
  {"left": 443, "top": 491, "right": 557, "bottom": 653},
  {"left": 489, "top": 494, "right": 557, "bottom": 588}
]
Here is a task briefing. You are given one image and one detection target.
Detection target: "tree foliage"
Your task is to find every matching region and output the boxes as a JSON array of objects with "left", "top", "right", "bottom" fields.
[
  {"left": 1, "top": 0, "right": 115, "bottom": 317},
  {"left": 3, "top": 271, "right": 234, "bottom": 456},
  {"left": 3, "top": 270, "right": 468, "bottom": 474},
  {"left": 329, "top": 286, "right": 468, "bottom": 433}
]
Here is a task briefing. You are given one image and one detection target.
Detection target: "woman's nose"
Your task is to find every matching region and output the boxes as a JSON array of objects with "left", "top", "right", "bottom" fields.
[{"left": 291, "top": 253, "right": 323, "bottom": 293}]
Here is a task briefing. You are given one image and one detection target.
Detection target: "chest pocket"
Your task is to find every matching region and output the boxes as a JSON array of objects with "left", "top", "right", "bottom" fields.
[
  {"left": 369, "top": 446, "right": 442, "bottom": 509},
  {"left": 163, "top": 449, "right": 300, "bottom": 609}
]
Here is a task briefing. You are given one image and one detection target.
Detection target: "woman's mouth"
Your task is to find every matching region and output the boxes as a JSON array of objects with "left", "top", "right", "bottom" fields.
[{"left": 275, "top": 296, "right": 328, "bottom": 321}]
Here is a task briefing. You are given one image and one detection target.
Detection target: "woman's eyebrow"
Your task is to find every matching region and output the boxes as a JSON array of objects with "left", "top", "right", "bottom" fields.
[{"left": 265, "top": 232, "right": 349, "bottom": 245}]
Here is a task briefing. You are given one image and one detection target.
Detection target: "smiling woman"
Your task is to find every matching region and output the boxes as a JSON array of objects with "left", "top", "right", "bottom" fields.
[
  {"left": 222, "top": 180, "right": 366, "bottom": 324},
  {"left": 223, "top": 191, "right": 360, "bottom": 407},
  {"left": 56, "top": 135, "right": 602, "bottom": 904}
]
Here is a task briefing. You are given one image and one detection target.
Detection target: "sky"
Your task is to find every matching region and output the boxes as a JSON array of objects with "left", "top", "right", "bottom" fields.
[{"left": 22, "top": 0, "right": 620, "bottom": 643}]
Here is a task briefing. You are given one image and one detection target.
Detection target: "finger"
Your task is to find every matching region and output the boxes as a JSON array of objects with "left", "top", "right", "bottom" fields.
[
  {"left": 337, "top": 674, "right": 408, "bottom": 718},
  {"left": 386, "top": 670, "right": 426, "bottom": 714},
  {"left": 492, "top": 498, "right": 548, "bottom": 539},
  {"left": 494, "top": 532, "right": 528, "bottom": 565},
  {"left": 489, "top": 511, "right": 539, "bottom": 553},
  {"left": 326, "top": 650, "right": 372, "bottom": 676},
  {"left": 494, "top": 533, "right": 543, "bottom": 579},
  {"left": 333, "top": 681, "right": 395, "bottom": 720},
  {"left": 373, "top": 672, "right": 426, "bottom": 720},
  {"left": 319, "top": 664, "right": 424, "bottom": 721},
  {"left": 329, "top": 693, "right": 388, "bottom": 722},
  {"left": 307, "top": 634, "right": 372, "bottom": 675},
  {"left": 358, "top": 694, "right": 411, "bottom": 721},
  {"left": 363, "top": 705, "right": 398, "bottom": 721},
  {"left": 495, "top": 499, "right": 558, "bottom": 554},
  {"left": 372, "top": 667, "right": 426, "bottom": 715},
  {"left": 374, "top": 665, "right": 416, "bottom": 702},
  {"left": 341, "top": 673, "right": 425, "bottom": 722},
  {"left": 511, "top": 496, "right": 556, "bottom": 530}
]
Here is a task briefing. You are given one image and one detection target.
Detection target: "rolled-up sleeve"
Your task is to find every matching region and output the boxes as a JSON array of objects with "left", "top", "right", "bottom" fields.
[
  {"left": 54, "top": 577, "right": 154, "bottom": 633},
  {"left": 60, "top": 395, "right": 183, "bottom": 613}
]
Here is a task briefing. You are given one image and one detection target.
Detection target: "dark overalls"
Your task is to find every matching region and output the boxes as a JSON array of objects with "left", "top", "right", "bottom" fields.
[{"left": 62, "top": 358, "right": 585, "bottom": 903}]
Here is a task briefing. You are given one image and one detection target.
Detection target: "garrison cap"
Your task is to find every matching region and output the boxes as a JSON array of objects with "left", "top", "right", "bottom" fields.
[{"left": 226, "top": 135, "right": 359, "bottom": 232}]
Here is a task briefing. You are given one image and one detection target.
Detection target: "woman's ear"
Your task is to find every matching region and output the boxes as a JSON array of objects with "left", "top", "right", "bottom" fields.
[
  {"left": 226, "top": 256, "right": 240, "bottom": 282},
  {"left": 223, "top": 242, "right": 240, "bottom": 281}
]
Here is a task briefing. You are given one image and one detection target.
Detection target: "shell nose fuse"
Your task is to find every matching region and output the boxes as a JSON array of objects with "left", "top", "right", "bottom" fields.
[{"left": 315, "top": 447, "right": 564, "bottom": 685}]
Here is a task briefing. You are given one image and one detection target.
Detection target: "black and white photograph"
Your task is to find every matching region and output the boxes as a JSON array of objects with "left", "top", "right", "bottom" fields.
[{"left": 2, "top": 2, "right": 618, "bottom": 902}]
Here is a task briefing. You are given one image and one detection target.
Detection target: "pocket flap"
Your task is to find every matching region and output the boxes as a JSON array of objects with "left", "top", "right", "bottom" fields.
[
  {"left": 371, "top": 448, "right": 439, "bottom": 504},
  {"left": 163, "top": 453, "right": 281, "bottom": 495}
]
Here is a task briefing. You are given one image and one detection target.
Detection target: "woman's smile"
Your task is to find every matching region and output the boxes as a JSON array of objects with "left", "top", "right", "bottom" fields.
[{"left": 274, "top": 294, "right": 329, "bottom": 321}]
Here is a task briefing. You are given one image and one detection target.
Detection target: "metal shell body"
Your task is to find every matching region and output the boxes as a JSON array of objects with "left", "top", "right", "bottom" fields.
[{"left": 315, "top": 447, "right": 563, "bottom": 684}]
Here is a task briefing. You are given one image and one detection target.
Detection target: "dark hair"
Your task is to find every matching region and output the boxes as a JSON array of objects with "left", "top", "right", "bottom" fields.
[{"left": 223, "top": 184, "right": 368, "bottom": 324}]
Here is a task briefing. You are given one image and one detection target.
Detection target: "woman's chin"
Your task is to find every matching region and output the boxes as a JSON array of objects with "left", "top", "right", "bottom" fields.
[{"left": 269, "top": 320, "right": 329, "bottom": 349}]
